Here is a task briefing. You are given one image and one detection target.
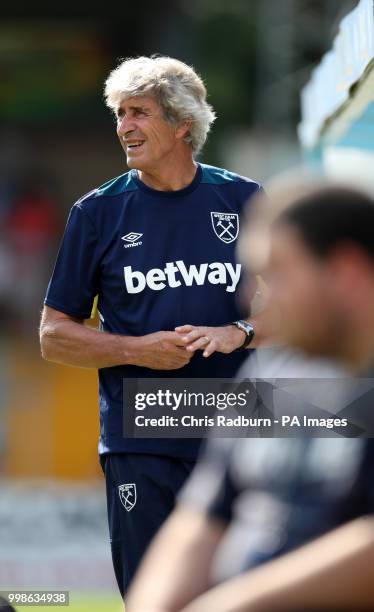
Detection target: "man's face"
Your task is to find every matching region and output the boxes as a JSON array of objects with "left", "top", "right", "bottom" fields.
[
  {"left": 267, "top": 224, "right": 343, "bottom": 356},
  {"left": 116, "top": 95, "right": 181, "bottom": 171}
]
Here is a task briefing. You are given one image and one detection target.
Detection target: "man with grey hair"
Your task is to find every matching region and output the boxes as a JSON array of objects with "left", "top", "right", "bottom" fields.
[{"left": 39, "top": 55, "right": 266, "bottom": 596}]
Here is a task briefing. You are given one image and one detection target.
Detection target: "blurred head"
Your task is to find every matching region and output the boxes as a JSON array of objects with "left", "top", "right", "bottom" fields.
[
  {"left": 270, "top": 186, "right": 374, "bottom": 363},
  {"left": 104, "top": 55, "right": 216, "bottom": 171},
  {"left": 242, "top": 183, "right": 374, "bottom": 367}
]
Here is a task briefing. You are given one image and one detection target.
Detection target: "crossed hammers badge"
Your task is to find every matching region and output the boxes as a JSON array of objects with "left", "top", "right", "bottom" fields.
[{"left": 211, "top": 212, "right": 239, "bottom": 244}]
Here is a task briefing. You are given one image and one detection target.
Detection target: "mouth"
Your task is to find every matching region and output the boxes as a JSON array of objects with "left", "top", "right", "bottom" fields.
[{"left": 125, "top": 140, "right": 145, "bottom": 151}]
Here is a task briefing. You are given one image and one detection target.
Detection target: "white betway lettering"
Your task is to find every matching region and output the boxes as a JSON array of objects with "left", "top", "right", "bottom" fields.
[
  {"left": 176, "top": 261, "right": 208, "bottom": 287},
  {"left": 124, "top": 261, "right": 242, "bottom": 294}
]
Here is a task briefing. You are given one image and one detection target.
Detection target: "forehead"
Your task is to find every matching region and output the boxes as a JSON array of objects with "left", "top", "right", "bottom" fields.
[
  {"left": 269, "top": 224, "right": 312, "bottom": 265},
  {"left": 116, "top": 95, "right": 160, "bottom": 113}
]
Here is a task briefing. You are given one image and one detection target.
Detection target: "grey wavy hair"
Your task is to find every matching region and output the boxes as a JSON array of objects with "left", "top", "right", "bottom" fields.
[{"left": 104, "top": 55, "right": 216, "bottom": 157}]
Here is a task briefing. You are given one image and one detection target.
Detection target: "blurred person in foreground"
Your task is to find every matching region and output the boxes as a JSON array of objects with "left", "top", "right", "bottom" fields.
[
  {"left": 127, "top": 184, "right": 374, "bottom": 611},
  {"left": 38, "top": 56, "right": 273, "bottom": 596}
]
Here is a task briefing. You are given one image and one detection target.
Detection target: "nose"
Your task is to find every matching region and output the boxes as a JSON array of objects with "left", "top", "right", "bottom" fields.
[{"left": 117, "top": 115, "right": 136, "bottom": 136}]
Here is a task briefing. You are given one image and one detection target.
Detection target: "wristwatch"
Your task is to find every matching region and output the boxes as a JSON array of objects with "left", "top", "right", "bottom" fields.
[{"left": 227, "top": 320, "right": 255, "bottom": 349}]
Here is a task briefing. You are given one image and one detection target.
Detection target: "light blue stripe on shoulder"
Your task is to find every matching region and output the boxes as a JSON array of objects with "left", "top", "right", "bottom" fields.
[
  {"left": 200, "top": 163, "right": 256, "bottom": 185},
  {"left": 95, "top": 171, "right": 138, "bottom": 197},
  {"left": 76, "top": 172, "right": 137, "bottom": 207}
]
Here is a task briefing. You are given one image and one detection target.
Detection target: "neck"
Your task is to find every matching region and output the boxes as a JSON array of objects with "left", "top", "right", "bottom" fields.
[{"left": 137, "top": 151, "right": 197, "bottom": 191}]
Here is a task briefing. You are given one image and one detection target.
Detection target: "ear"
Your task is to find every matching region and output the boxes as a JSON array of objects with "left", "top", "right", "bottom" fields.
[
  {"left": 327, "top": 245, "right": 371, "bottom": 308},
  {"left": 175, "top": 120, "right": 192, "bottom": 140}
]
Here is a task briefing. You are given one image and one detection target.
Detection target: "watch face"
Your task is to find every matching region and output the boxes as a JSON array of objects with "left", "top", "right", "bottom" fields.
[
  {"left": 235, "top": 320, "right": 254, "bottom": 349},
  {"left": 237, "top": 320, "right": 253, "bottom": 335}
]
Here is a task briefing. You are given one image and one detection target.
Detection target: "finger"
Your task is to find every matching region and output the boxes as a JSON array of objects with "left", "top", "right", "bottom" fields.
[
  {"left": 203, "top": 339, "right": 217, "bottom": 358},
  {"left": 168, "top": 345, "right": 190, "bottom": 355},
  {"left": 175, "top": 353, "right": 193, "bottom": 366},
  {"left": 175, "top": 325, "right": 194, "bottom": 333},
  {"left": 186, "top": 336, "right": 210, "bottom": 352},
  {"left": 178, "top": 329, "right": 203, "bottom": 344},
  {"left": 171, "top": 334, "right": 194, "bottom": 347}
]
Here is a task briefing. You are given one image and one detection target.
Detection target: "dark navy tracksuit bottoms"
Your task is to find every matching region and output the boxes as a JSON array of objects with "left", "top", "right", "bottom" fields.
[{"left": 100, "top": 453, "right": 195, "bottom": 597}]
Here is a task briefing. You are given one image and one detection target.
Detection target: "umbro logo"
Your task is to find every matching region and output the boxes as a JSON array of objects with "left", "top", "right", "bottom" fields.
[
  {"left": 122, "top": 232, "right": 142, "bottom": 243},
  {"left": 121, "top": 232, "right": 143, "bottom": 248}
]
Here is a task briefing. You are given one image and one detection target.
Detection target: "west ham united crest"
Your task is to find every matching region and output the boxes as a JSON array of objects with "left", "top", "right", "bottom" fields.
[
  {"left": 211, "top": 212, "right": 239, "bottom": 244},
  {"left": 118, "top": 483, "right": 137, "bottom": 511}
]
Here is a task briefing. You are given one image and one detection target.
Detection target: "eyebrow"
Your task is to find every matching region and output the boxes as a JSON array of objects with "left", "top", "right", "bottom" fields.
[{"left": 116, "top": 105, "right": 151, "bottom": 116}]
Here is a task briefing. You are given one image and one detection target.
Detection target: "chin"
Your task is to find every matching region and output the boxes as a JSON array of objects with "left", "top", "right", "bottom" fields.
[
  {"left": 126, "top": 156, "right": 150, "bottom": 171},
  {"left": 126, "top": 158, "right": 140, "bottom": 169}
]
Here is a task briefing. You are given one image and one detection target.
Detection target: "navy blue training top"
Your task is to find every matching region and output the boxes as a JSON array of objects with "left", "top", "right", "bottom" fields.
[{"left": 44, "top": 163, "right": 261, "bottom": 460}]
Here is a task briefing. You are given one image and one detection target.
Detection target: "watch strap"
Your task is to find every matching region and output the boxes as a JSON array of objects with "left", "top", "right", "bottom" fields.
[{"left": 225, "top": 320, "right": 255, "bottom": 349}]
